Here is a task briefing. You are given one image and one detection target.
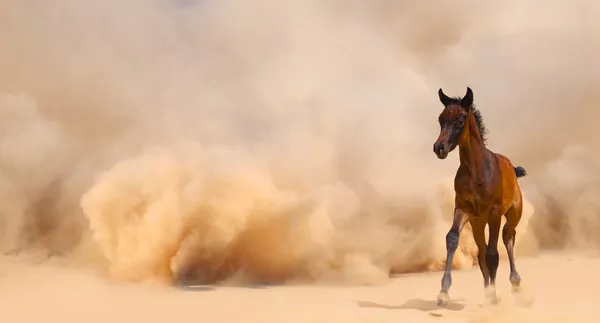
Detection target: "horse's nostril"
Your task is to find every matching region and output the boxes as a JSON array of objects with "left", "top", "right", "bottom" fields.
[{"left": 434, "top": 142, "right": 447, "bottom": 155}]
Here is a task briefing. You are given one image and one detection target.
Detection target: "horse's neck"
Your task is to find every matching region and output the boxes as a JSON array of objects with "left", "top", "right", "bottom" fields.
[{"left": 458, "top": 115, "right": 488, "bottom": 178}]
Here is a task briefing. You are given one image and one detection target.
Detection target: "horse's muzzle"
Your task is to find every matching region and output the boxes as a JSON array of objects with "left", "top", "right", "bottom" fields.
[{"left": 433, "top": 142, "right": 448, "bottom": 159}]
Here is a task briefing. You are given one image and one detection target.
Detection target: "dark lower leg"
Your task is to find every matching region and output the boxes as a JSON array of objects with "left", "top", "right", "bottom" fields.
[
  {"left": 486, "top": 246, "right": 499, "bottom": 285},
  {"left": 440, "top": 229, "right": 459, "bottom": 294},
  {"left": 484, "top": 245, "right": 499, "bottom": 304},
  {"left": 486, "top": 219, "right": 501, "bottom": 286},
  {"left": 438, "top": 209, "right": 469, "bottom": 305},
  {"left": 485, "top": 219, "right": 501, "bottom": 303},
  {"left": 503, "top": 226, "right": 521, "bottom": 288}
]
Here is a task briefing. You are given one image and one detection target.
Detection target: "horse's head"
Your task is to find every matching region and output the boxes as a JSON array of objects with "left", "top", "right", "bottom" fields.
[{"left": 433, "top": 87, "right": 473, "bottom": 159}]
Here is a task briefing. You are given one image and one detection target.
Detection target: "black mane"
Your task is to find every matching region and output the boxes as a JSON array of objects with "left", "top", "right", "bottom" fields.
[
  {"left": 446, "top": 96, "right": 488, "bottom": 145},
  {"left": 471, "top": 106, "right": 488, "bottom": 144}
]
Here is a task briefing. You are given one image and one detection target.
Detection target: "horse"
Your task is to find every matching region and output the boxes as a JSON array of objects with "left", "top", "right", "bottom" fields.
[{"left": 432, "top": 87, "right": 528, "bottom": 306}]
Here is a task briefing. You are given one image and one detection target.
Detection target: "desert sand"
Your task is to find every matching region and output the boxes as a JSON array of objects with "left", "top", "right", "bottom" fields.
[
  {"left": 1, "top": 251, "right": 598, "bottom": 323},
  {"left": 1, "top": 1, "right": 600, "bottom": 323}
]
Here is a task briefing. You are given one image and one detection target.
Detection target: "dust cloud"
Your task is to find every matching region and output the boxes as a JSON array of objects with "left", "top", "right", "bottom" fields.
[{"left": 0, "top": 0, "right": 598, "bottom": 285}]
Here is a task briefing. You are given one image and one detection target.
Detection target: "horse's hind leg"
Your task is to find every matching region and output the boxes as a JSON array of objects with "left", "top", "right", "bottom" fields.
[
  {"left": 437, "top": 208, "right": 470, "bottom": 307},
  {"left": 503, "top": 204, "right": 523, "bottom": 292}
]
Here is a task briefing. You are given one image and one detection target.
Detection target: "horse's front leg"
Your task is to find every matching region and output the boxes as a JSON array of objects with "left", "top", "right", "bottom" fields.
[
  {"left": 470, "top": 217, "right": 490, "bottom": 288},
  {"left": 485, "top": 212, "right": 502, "bottom": 304},
  {"left": 437, "top": 208, "right": 471, "bottom": 307}
]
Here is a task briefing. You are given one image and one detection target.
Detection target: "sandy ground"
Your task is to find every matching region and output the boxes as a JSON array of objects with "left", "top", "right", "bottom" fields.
[
  {"left": 0, "top": 2, "right": 598, "bottom": 323},
  {"left": 1, "top": 251, "right": 598, "bottom": 323}
]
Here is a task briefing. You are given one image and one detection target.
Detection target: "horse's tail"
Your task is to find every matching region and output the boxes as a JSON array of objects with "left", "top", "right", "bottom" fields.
[{"left": 514, "top": 166, "right": 527, "bottom": 179}]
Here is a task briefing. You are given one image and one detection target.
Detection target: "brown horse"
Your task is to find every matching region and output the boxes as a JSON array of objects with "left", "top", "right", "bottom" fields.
[{"left": 432, "top": 87, "right": 527, "bottom": 306}]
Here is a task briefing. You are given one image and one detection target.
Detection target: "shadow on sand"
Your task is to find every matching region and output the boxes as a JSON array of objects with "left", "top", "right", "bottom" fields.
[
  {"left": 175, "top": 282, "right": 281, "bottom": 292},
  {"left": 176, "top": 285, "right": 216, "bottom": 292},
  {"left": 357, "top": 298, "right": 465, "bottom": 314}
]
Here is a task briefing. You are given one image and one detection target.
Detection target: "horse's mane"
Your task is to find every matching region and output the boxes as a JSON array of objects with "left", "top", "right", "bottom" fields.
[
  {"left": 446, "top": 96, "right": 488, "bottom": 145},
  {"left": 470, "top": 105, "right": 487, "bottom": 145}
]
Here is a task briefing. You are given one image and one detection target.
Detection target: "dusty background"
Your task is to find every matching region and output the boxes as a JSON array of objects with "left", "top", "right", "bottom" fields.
[{"left": 0, "top": 0, "right": 599, "bottom": 322}]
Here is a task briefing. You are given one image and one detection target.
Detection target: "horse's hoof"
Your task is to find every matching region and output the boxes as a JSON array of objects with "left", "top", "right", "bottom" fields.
[
  {"left": 437, "top": 292, "right": 450, "bottom": 307},
  {"left": 483, "top": 295, "right": 499, "bottom": 306},
  {"left": 484, "top": 287, "right": 499, "bottom": 305},
  {"left": 513, "top": 291, "right": 534, "bottom": 308},
  {"left": 511, "top": 284, "right": 522, "bottom": 294},
  {"left": 510, "top": 271, "right": 521, "bottom": 283}
]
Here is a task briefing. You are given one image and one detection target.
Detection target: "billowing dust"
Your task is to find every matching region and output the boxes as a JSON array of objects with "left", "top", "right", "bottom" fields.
[{"left": 0, "top": 0, "right": 599, "bottom": 286}]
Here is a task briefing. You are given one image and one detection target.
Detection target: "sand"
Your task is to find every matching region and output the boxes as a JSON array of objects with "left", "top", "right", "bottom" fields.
[
  {"left": 1, "top": 251, "right": 597, "bottom": 323},
  {"left": 1, "top": 1, "right": 599, "bottom": 323}
]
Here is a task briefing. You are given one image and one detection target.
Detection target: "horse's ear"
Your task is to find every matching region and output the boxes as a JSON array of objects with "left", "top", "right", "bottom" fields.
[
  {"left": 438, "top": 88, "right": 452, "bottom": 107},
  {"left": 461, "top": 87, "right": 473, "bottom": 110}
]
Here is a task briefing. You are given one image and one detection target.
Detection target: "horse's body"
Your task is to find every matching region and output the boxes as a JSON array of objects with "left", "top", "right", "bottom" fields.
[{"left": 432, "top": 87, "right": 527, "bottom": 306}]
